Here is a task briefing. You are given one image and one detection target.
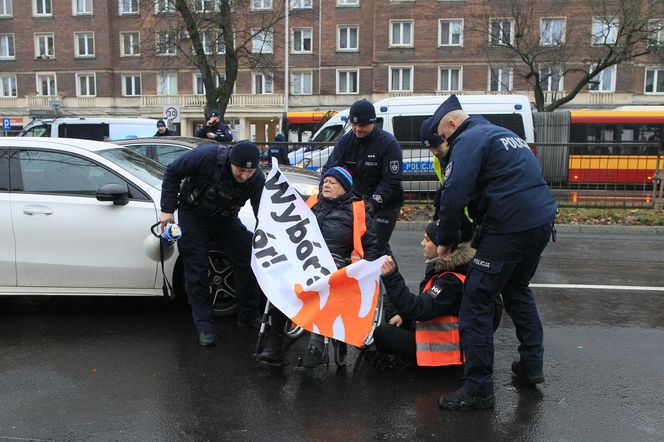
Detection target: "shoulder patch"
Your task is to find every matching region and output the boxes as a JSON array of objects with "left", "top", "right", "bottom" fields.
[
  {"left": 389, "top": 160, "right": 400, "bottom": 174},
  {"left": 444, "top": 161, "right": 453, "bottom": 180}
]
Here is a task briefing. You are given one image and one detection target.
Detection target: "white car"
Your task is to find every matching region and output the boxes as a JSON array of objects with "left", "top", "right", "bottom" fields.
[{"left": 0, "top": 137, "right": 320, "bottom": 317}]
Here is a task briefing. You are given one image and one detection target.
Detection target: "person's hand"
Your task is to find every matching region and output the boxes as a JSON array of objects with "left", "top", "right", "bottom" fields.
[
  {"left": 380, "top": 256, "right": 396, "bottom": 277},
  {"left": 437, "top": 244, "right": 453, "bottom": 261},
  {"left": 206, "top": 132, "right": 216, "bottom": 139},
  {"left": 159, "top": 211, "right": 175, "bottom": 229},
  {"left": 389, "top": 314, "right": 403, "bottom": 327}
]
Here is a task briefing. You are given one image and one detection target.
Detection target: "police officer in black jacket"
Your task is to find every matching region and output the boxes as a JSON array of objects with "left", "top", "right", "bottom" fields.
[
  {"left": 423, "top": 95, "right": 557, "bottom": 410},
  {"left": 196, "top": 109, "right": 233, "bottom": 142},
  {"left": 160, "top": 141, "right": 264, "bottom": 347},
  {"left": 268, "top": 133, "right": 290, "bottom": 165},
  {"left": 321, "top": 99, "right": 404, "bottom": 255}
]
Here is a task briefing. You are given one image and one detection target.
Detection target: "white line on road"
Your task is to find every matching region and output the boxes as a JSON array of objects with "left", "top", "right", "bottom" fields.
[{"left": 531, "top": 283, "right": 664, "bottom": 292}]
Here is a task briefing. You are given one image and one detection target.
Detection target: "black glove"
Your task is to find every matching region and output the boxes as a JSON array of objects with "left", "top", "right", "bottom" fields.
[{"left": 366, "top": 199, "right": 377, "bottom": 215}]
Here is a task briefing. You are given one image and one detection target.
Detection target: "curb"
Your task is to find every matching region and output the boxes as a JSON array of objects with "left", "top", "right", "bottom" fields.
[{"left": 394, "top": 222, "right": 664, "bottom": 235}]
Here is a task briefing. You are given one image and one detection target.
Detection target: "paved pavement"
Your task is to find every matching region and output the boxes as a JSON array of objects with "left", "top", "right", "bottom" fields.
[{"left": 1, "top": 229, "right": 663, "bottom": 441}]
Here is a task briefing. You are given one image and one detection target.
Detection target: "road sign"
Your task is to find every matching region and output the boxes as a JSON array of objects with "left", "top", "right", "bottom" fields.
[
  {"left": 162, "top": 105, "right": 181, "bottom": 123},
  {"left": 2, "top": 118, "right": 10, "bottom": 131}
]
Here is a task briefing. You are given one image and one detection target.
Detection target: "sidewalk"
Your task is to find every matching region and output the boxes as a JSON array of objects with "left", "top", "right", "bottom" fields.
[{"left": 394, "top": 221, "right": 664, "bottom": 235}]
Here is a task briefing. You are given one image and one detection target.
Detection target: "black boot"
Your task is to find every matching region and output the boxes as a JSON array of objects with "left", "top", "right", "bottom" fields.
[{"left": 258, "top": 333, "right": 285, "bottom": 366}]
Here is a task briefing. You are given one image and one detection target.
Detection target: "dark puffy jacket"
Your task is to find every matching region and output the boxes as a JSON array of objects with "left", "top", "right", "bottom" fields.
[
  {"left": 311, "top": 191, "right": 381, "bottom": 266},
  {"left": 268, "top": 133, "right": 290, "bottom": 165}
]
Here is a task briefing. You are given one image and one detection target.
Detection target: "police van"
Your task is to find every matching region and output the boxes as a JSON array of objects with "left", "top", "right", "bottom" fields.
[
  {"left": 19, "top": 117, "right": 159, "bottom": 141},
  {"left": 288, "top": 95, "right": 535, "bottom": 192}
]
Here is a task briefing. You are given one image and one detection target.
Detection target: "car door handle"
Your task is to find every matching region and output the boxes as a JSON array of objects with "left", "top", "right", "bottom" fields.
[{"left": 23, "top": 205, "right": 54, "bottom": 216}]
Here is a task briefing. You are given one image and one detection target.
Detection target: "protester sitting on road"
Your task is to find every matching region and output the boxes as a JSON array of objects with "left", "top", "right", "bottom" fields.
[
  {"left": 374, "top": 222, "right": 502, "bottom": 368},
  {"left": 257, "top": 166, "right": 382, "bottom": 367}
]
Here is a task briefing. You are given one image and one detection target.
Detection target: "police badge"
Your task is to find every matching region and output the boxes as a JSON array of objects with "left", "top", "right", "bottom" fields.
[
  {"left": 445, "top": 161, "right": 453, "bottom": 180},
  {"left": 390, "top": 160, "right": 399, "bottom": 174}
]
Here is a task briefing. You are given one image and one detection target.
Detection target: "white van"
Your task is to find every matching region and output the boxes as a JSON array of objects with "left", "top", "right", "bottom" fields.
[
  {"left": 19, "top": 117, "right": 159, "bottom": 141},
  {"left": 289, "top": 95, "right": 534, "bottom": 192}
]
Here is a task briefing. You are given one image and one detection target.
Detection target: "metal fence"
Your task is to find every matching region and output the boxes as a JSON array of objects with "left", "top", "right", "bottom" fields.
[{"left": 263, "top": 141, "right": 663, "bottom": 209}]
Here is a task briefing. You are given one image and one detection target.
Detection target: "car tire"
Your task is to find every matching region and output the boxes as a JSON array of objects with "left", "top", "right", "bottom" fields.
[{"left": 208, "top": 250, "right": 238, "bottom": 318}]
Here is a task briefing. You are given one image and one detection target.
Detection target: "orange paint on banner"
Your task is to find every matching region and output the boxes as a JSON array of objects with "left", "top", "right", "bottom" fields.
[{"left": 291, "top": 267, "right": 379, "bottom": 347}]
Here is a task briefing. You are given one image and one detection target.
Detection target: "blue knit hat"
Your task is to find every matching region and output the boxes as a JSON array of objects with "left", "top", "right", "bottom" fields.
[
  {"left": 349, "top": 99, "right": 376, "bottom": 124},
  {"left": 230, "top": 140, "right": 260, "bottom": 169},
  {"left": 322, "top": 166, "right": 353, "bottom": 192}
]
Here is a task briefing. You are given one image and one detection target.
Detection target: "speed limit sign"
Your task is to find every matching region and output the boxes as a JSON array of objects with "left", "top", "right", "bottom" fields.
[{"left": 162, "top": 105, "right": 181, "bottom": 123}]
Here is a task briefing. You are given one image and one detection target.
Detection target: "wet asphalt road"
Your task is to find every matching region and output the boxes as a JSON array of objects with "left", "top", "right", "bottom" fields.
[{"left": 1, "top": 230, "right": 664, "bottom": 441}]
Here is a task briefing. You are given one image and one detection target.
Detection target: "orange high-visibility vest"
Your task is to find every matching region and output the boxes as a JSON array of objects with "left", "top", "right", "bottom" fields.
[
  {"left": 306, "top": 194, "right": 366, "bottom": 262},
  {"left": 415, "top": 272, "right": 465, "bottom": 367}
]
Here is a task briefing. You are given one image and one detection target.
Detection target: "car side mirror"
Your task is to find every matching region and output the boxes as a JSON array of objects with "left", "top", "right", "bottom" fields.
[{"left": 96, "top": 183, "right": 130, "bottom": 206}]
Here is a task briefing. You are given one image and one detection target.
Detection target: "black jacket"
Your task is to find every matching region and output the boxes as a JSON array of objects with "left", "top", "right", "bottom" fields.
[
  {"left": 321, "top": 127, "right": 404, "bottom": 211},
  {"left": 311, "top": 191, "right": 381, "bottom": 265},
  {"left": 154, "top": 128, "right": 174, "bottom": 136},
  {"left": 160, "top": 144, "right": 264, "bottom": 218},
  {"left": 195, "top": 120, "right": 233, "bottom": 142}
]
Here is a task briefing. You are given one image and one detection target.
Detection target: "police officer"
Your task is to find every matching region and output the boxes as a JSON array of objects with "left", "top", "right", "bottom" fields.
[
  {"left": 268, "top": 133, "right": 290, "bottom": 165},
  {"left": 154, "top": 119, "right": 174, "bottom": 137},
  {"left": 321, "top": 99, "right": 403, "bottom": 255},
  {"left": 196, "top": 109, "right": 233, "bottom": 142},
  {"left": 159, "top": 141, "right": 264, "bottom": 347},
  {"left": 424, "top": 95, "right": 556, "bottom": 410}
]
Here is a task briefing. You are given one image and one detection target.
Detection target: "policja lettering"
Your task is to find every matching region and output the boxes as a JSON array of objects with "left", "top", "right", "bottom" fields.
[{"left": 499, "top": 137, "right": 530, "bottom": 150}]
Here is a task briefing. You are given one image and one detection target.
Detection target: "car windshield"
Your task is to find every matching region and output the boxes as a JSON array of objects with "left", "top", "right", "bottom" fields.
[{"left": 97, "top": 147, "right": 165, "bottom": 188}]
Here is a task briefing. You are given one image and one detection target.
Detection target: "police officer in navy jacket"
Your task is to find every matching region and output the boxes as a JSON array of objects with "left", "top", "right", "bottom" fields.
[
  {"left": 321, "top": 99, "right": 404, "bottom": 255},
  {"left": 196, "top": 109, "right": 233, "bottom": 142},
  {"left": 268, "top": 133, "right": 290, "bottom": 165},
  {"left": 159, "top": 141, "right": 264, "bottom": 347},
  {"left": 422, "top": 95, "right": 556, "bottom": 410}
]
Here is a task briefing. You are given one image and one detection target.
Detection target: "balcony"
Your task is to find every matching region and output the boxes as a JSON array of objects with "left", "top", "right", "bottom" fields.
[{"left": 140, "top": 94, "right": 284, "bottom": 109}]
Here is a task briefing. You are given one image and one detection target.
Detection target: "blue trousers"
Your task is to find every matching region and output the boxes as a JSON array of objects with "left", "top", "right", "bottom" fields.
[
  {"left": 177, "top": 209, "right": 261, "bottom": 333},
  {"left": 460, "top": 222, "right": 552, "bottom": 394}
]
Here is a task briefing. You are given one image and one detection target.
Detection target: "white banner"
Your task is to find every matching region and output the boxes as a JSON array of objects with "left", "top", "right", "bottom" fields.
[{"left": 251, "top": 159, "right": 385, "bottom": 347}]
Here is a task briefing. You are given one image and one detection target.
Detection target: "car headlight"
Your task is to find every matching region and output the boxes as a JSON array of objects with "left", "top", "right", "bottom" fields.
[{"left": 291, "top": 182, "right": 319, "bottom": 199}]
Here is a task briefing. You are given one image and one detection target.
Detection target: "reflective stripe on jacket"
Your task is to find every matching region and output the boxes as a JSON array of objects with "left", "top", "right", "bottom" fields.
[
  {"left": 306, "top": 194, "right": 365, "bottom": 262},
  {"left": 415, "top": 271, "right": 465, "bottom": 367}
]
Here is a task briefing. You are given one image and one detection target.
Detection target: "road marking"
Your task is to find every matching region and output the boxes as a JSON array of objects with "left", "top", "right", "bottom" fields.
[{"left": 531, "top": 283, "right": 664, "bottom": 292}]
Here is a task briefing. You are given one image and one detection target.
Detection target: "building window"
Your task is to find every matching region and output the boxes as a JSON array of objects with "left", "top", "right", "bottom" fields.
[
  {"left": 390, "top": 20, "right": 413, "bottom": 47},
  {"left": 252, "top": 0, "right": 272, "bottom": 10},
  {"left": 337, "top": 25, "right": 358, "bottom": 51},
  {"left": 337, "top": 69, "right": 359, "bottom": 94},
  {"left": 156, "top": 32, "right": 177, "bottom": 56},
  {"left": 589, "top": 64, "right": 616, "bottom": 92},
  {"left": 592, "top": 17, "right": 618, "bottom": 45},
  {"left": 119, "top": 0, "right": 138, "bottom": 15},
  {"left": 192, "top": 0, "right": 212, "bottom": 13},
  {"left": 35, "top": 33, "right": 55, "bottom": 59},
  {"left": 0, "top": 0, "right": 13, "bottom": 17},
  {"left": 439, "top": 19, "right": 463, "bottom": 47},
  {"left": 122, "top": 74, "right": 141, "bottom": 96},
  {"left": 290, "top": 0, "right": 312, "bottom": 9},
  {"left": 0, "top": 75, "right": 17, "bottom": 97},
  {"left": 36, "top": 72, "right": 56, "bottom": 95},
  {"left": 73, "top": 0, "right": 92, "bottom": 15},
  {"left": 649, "top": 20, "right": 664, "bottom": 46},
  {"left": 0, "top": 34, "right": 15, "bottom": 59},
  {"left": 201, "top": 31, "right": 214, "bottom": 54},
  {"left": 539, "top": 66, "right": 563, "bottom": 92},
  {"left": 252, "top": 29, "right": 273, "bottom": 54},
  {"left": 645, "top": 68, "right": 664, "bottom": 94},
  {"left": 155, "top": 0, "right": 175, "bottom": 14},
  {"left": 292, "top": 28, "right": 312, "bottom": 53},
  {"left": 291, "top": 71, "right": 312, "bottom": 95},
  {"left": 337, "top": 0, "right": 359, "bottom": 6},
  {"left": 489, "top": 18, "right": 513, "bottom": 46},
  {"left": 33, "top": 0, "right": 52, "bottom": 17},
  {"left": 157, "top": 73, "right": 178, "bottom": 95},
  {"left": 389, "top": 66, "right": 413, "bottom": 92},
  {"left": 489, "top": 67, "right": 512, "bottom": 92},
  {"left": 540, "top": 18, "right": 565, "bottom": 46},
  {"left": 252, "top": 72, "right": 273, "bottom": 94},
  {"left": 120, "top": 32, "right": 140, "bottom": 56},
  {"left": 76, "top": 72, "right": 96, "bottom": 96},
  {"left": 215, "top": 32, "right": 226, "bottom": 54},
  {"left": 438, "top": 66, "right": 462, "bottom": 92},
  {"left": 193, "top": 72, "right": 226, "bottom": 95},
  {"left": 75, "top": 32, "right": 95, "bottom": 57}
]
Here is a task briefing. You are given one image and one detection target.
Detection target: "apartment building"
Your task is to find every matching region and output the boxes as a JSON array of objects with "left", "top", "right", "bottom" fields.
[{"left": 1, "top": 0, "right": 663, "bottom": 139}]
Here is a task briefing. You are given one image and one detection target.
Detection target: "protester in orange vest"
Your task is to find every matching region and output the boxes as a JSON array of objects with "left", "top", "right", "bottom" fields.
[
  {"left": 374, "top": 222, "right": 502, "bottom": 368},
  {"left": 257, "top": 166, "right": 381, "bottom": 367}
]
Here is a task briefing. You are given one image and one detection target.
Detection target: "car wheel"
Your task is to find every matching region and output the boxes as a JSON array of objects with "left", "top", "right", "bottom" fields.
[{"left": 208, "top": 250, "right": 237, "bottom": 317}]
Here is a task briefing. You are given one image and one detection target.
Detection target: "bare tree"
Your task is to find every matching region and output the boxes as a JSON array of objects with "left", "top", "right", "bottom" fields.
[
  {"left": 145, "top": 0, "right": 288, "bottom": 119},
  {"left": 467, "top": 0, "right": 664, "bottom": 111}
]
